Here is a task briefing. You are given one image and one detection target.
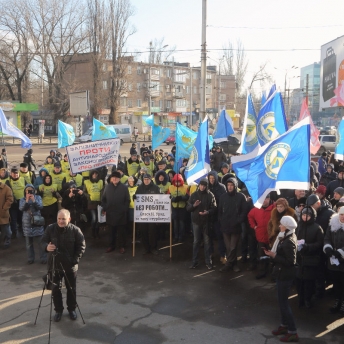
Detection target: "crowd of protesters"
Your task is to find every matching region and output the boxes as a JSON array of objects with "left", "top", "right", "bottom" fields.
[{"left": 1, "top": 144, "right": 344, "bottom": 342}]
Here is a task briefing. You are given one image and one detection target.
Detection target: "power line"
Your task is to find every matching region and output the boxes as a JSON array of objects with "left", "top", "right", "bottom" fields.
[{"left": 208, "top": 24, "right": 344, "bottom": 30}]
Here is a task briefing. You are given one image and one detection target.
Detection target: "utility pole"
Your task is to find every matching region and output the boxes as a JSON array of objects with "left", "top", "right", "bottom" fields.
[
  {"left": 200, "top": 0, "right": 207, "bottom": 123},
  {"left": 189, "top": 65, "right": 193, "bottom": 127},
  {"left": 148, "top": 41, "right": 152, "bottom": 117},
  {"left": 218, "top": 57, "right": 223, "bottom": 116}
]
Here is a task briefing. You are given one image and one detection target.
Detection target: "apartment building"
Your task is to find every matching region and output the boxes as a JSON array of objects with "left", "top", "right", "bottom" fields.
[{"left": 64, "top": 53, "right": 235, "bottom": 132}]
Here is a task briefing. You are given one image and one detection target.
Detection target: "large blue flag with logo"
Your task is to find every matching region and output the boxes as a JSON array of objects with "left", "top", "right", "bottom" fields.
[
  {"left": 256, "top": 89, "right": 288, "bottom": 146},
  {"left": 58, "top": 120, "right": 75, "bottom": 148},
  {"left": 213, "top": 109, "right": 234, "bottom": 143},
  {"left": 335, "top": 117, "right": 344, "bottom": 160},
  {"left": 174, "top": 123, "right": 197, "bottom": 172},
  {"left": 231, "top": 117, "right": 310, "bottom": 208},
  {"left": 152, "top": 124, "right": 170, "bottom": 150},
  {"left": 145, "top": 115, "right": 154, "bottom": 126},
  {"left": 92, "top": 118, "right": 117, "bottom": 141},
  {"left": 0, "top": 108, "right": 32, "bottom": 148},
  {"left": 237, "top": 92, "right": 258, "bottom": 154},
  {"left": 185, "top": 118, "right": 210, "bottom": 184}
]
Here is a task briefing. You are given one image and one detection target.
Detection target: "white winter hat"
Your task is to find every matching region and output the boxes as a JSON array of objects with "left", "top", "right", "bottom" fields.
[
  {"left": 280, "top": 216, "right": 297, "bottom": 230},
  {"left": 338, "top": 207, "right": 344, "bottom": 215}
]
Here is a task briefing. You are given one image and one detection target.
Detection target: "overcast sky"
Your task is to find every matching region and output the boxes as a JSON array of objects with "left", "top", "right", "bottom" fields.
[{"left": 126, "top": 0, "right": 344, "bottom": 94}]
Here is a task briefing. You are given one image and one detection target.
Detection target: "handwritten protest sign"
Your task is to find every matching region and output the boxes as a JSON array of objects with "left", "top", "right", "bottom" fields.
[
  {"left": 134, "top": 194, "right": 171, "bottom": 223},
  {"left": 66, "top": 138, "right": 120, "bottom": 174}
]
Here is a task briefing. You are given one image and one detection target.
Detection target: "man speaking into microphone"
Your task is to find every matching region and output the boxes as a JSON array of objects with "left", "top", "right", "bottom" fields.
[{"left": 41, "top": 209, "right": 86, "bottom": 322}]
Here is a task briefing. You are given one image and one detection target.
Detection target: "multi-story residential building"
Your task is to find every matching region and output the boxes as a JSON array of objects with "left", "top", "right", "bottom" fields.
[{"left": 64, "top": 53, "right": 235, "bottom": 133}]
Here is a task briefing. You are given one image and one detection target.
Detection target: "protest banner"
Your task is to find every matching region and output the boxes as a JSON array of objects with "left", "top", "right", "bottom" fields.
[
  {"left": 66, "top": 138, "right": 120, "bottom": 174},
  {"left": 133, "top": 194, "right": 172, "bottom": 258}
]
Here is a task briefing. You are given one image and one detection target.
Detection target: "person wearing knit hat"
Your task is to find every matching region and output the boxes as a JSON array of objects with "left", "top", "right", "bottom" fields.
[
  {"left": 320, "top": 164, "right": 338, "bottom": 186},
  {"left": 295, "top": 197, "right": 307, "bottom": 221},
  {"left": 267, "top": 198, "right": 298, "bottom": 247},
  {"left": 264, "top": 214, "right": 299, "bottom": 341},
  {"left": 287, "top": 190, "right": 306, "bottom": 210},
  {"left": 331, "top": 187, "right": 344, "bottom": 208},
  {"left": 315, "top": 185, "right": 326, "bottom": 196},
  {"left": 326, "top": 166, "right": 344, "bottom": 199}
]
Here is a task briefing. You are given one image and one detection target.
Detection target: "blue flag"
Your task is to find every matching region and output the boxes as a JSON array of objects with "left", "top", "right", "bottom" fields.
[
  {"left": 261, "top": 90, "right": 267, "bottom": 107},
  {"left": 185, "top": 118, "right": 210, "bottom": 184},
  {"left": 256, "top": 90, "right": 288, "bottom": 146},
  {"left": 174, "top": 123, "right": 197, "bottom": 172},
  {"left": 237, "top": 92, "right": 258, "bottom": 154},
  {"left": 0, "top": 108, "right": 32, "bottom": 148},
  {"left": 152, "top": 124, "right": 170, "bottom": 150},
  {"left": 58, "top": 120, "right": 75, "bottom": 148},
  {"left": 213, "top": 109, "right": 234, "bottom": 143},
  {"left": 335, "top": 118, "right": 344, "bottom": 160},
  {"left": 92, "top": 118, "right": 117, "bottom": 141},
  {"left": 231, "top": 117, "right": 310, "bottom": 208},
  {"left": 145, "top": 115, "right": 154, "bottom": 126}
]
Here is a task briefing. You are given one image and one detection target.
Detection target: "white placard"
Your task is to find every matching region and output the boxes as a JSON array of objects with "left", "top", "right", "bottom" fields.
[
  {"left": 134, "top": 194, "right": 171, "bottom": 223},
  {"left": 66, "top": 138, "right": 120, "bottom": 174}
]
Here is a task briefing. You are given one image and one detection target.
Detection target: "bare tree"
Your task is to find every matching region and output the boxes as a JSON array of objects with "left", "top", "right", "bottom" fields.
[
  {"left": 222, "top": 39, "right": 248, "bottom": 95},
  {"left": 149, "top": 37, "right": 176, "bottom": 64},
  {"left": 248, "top": 61, "right": 273, "bottom": 89},
  {"left": 0, "top": 0, "right": 36, "bottom": 102},
  {"left": 108, "top": 0, "right": 136, "bottom": 124}
]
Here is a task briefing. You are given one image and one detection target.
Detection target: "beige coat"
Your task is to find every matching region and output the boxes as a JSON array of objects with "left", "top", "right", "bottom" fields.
[{"left": 0, "top": 182, "right": 14, "bottom": 224}]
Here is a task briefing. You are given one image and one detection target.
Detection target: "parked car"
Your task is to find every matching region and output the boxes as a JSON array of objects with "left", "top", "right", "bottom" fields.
[
  {"left": 164, "top": 130, "right": 175, "bottom": 145},
  {"left": 216, "top": 135, "right": 241, "bottom": 155},
  {"left": 317, "top": 135, "right": 336, "bottom": 154},
  {"left": 320, "top": 126, "right": 336, "bottom": 135}
]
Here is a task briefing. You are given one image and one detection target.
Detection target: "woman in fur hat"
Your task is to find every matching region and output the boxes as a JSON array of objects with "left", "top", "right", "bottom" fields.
[{"left": 268, "top": 198, "right": 298, "bottom": 247}]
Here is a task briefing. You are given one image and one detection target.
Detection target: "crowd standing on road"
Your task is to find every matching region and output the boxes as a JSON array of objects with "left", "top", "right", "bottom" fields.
[{"left": 1, "top": 145, "right": 344, "bottom": 340}]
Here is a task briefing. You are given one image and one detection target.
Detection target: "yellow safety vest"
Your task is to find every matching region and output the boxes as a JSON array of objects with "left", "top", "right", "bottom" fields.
[
  {"left": 128, "top": 185, "right": 138, "bottom": 208},
  {"left": 60, "top": 160, "right": 70, "bottom": 173},
  {"left": 39, "top": 183, "right": 58, "bottom": 206},
  {"left": 82, "top": 171, "right": 90, "bottom": 179},
  {"left": 169, "top": 184, "right": 188, "bottom": 208},
  {"left": 44, "top": 163, "right": 54, "bottom": 175},
  {"left": 127, "top": 161, "right": 140, "bottom": 176},
  {"left": 188, "top": 184, "right": 198, "bottom": 195},
  {"left": 120, "top": 175, "right": 129, "bottom": 184},
  {"left": 19, "top": 171, "right": 33, "bottom": 184},
  {"left": 139, "top": 162, "right": 154, "bottom": 176},
  {"left": 156, "top": 182, "right": 171, "bottom": 194},
  {"left": 51, "top": 172, "right": 67, "bottom": 191},
  {"left": 84, "top": 179, "right": 103, "bottom": 201},
  {"left": 65, "top": 174, "right": 84, "bottom": 188},
  {"left": 9, "top": 177, "right": 26, "bottom": 200}
]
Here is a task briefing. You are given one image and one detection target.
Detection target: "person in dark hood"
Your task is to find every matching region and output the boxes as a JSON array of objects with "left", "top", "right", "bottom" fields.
[
  {"left": 23, "top": 148, "right": 36, "bottom": 171},
  {"left": 84, "top": 170, "right": 104, "bottom": 238},
  {"left": 39, "top": 174, "right": 59, "bottom": 226},
  {"left": 326, "top": 166, "right": 344, "bottom": 199},
  {"left": 168, "top": 174, "right": 189, "bottom": 243},
  {"left": 61, "top": 181, "right": 87, "bottom": 229},
  {"left": 168, "top": 170, "right": 176, "bottom": 183},
  {"left": 212, "top": 146, "right": 227, "bottom": 172},
  {"left": 154, "top": 170, "right": 170, "bottom": 194},
  {"left": 49, "top": 149, "right": 59, "bottom": 163},
  {"left": 318, "top": 152, "right": 327, "bottom": 176},
  {"left": 34, "top": 167, "right": 49, "bottom": 190},
  {"left": 133, "top": 174, "right": 161, "bottom": 255},
  {"left": 207, "top": 171, "right": 227, "bottom": 264},
  {"left": 320, "top": 164, "right": 338, "bottom": 186},
  {"left": 296, "top": 206, "right": 324, "bottom": 309},
  {"left": 125, "top": 153, "right": 141, "bottom": 177},
  {"left": 187, "top": 178, "right": 217, "bottom": 269},
  {"left": 218, "top": 177, "right": 247, "bottom": 272},
  {"left": 19, "top": 184, "right": 47, "bottom": 264}
]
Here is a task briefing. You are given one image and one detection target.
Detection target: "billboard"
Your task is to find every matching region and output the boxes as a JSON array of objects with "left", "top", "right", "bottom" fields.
[{"left": 320, "top": 35, "right": 344, "bottom": 109}]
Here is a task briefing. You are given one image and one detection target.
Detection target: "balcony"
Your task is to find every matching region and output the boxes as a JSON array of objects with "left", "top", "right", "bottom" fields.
[
  {"left": 174, "top": 91, "right": 184, "bottom": 99},
  {"left": 150, "top": 90, "right": 160, "bottom": 98}
]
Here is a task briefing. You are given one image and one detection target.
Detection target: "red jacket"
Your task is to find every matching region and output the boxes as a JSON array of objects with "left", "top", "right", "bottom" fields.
[{"left": 248, "top": 203, "right": 275, "bottom": 244}]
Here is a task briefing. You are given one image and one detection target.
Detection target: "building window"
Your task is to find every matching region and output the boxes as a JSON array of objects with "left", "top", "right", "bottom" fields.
[
  {"left": 174, "top": 69, "right": 186, "bottom": 82},
  {"left": 137, "top": 99, "right": 141, "bottom": 107},
  {"left": 220, "top": 81, "right": 226, "bottom": 88},
  {"left": 120, "top": 98, "right": 127, "bottom": 107},
  {"left": 159, "top": 100, "right": 163, "bottom": 109},
  {"left": 128, "top": 99, "right": 133, "bottom": 108},
  {"left": 151, "top": 81, "right": 160, "bottom": 91},
  {"left": 128, "top": 65, "right": 132, "bottom": 74},
  {"left": 193, "top": 72, "right": 198, "bottom": 79},
  {"left": 103, "top": 80, "right": 108, "bottom": 90},
  {"left": 128, "top": 83, "right": 132, "bottom": 91},
  {"left": 166, "top": 100, "right": 172, "bottom": 109},
  {"left": 167, "top": 69, "right": 172, "bottom": 78},
  {"left": 151, "top": 100, "right": 154, "bottom": 107},
  {"left": 137, "top": 66, "right": 141, "bottom": 75},
  {"left": 102, "top": 63, "right": 107, "bottom": 72},
  {"left": 137, "top": 83, "right": 141, "bottom": 91},
  {"left": 151, "top": 68, "right": 159, "bottom": 75},
  {"left": 186, "top": 86, "right": 190, "bottom": 94},
  {"left": 220, "top": 94, "right": 226, "bottom": 101},
  {"left": 206, "top": 85, "right": 212, "bottom": 95},
  {"left": 193, "top": 86, "right": 197, "bottom": 94},
  {"left": 176, "top": 99, "right": 186, "bottom": 107}
]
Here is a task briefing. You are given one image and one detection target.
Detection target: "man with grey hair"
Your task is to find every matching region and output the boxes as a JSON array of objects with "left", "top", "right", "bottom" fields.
[{"left": 41, "top": 209, "right": 86, "bottom": 322}]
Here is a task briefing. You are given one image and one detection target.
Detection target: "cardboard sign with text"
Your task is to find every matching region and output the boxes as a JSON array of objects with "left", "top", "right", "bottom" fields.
[
  {"left": 66, "top": 138, "right": 120, "bottom": 174},
  {"left": 134, "top": 194, "right": 171, "bottom": 223}
]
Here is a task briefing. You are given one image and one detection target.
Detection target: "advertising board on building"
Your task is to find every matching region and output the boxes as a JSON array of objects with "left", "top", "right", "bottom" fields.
[
  {"left": 320, "top": 35, "right": 344, "bottom": 109},
  {"left": 66, "top": 138, "right": 120, "bottom": 174},
  {"left": 134, "top": 194, "right": 171, "bottom": 223}
]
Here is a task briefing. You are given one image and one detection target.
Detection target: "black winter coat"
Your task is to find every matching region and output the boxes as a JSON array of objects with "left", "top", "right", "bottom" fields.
[
  {"left": 41, "top": 223, "right": 85, "bottom": 272},
  {"left": 296, "top": 218, "right": 324, "bottom": 280},
  {"left": 218, "top": 191, "right": 247, "bottom": 234},
  {"left": 315, "top": 205, "right": 334, "bottom": 234},
  {"left": 186, "top": 189, "right": 217, "bottom": 226},
  {"left": 135, "top": 181, "right": 161, "bottom": 195},
  {"left": 271, "top": 232, "right": 297, "bottom": 281},
  {"left": 102, "top": 182, "right": 130, "bottom": 226},
  {"left": 208, "top": 171, "right": 226, "bottom": 222},
  {"left": 326, "top": 178, "right": 344, "bottom": 199}
]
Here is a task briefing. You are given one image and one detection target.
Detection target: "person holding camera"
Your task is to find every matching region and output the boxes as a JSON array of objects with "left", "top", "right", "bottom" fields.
[
  {"left": 19, "top": 184, "right": 47, "bottom": 264},
  {"left": 61, "top": 182, "right": 87, "bottom": 229},
  {"left": 41, "top": 209, "right": 85, "bottom": 322}
]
